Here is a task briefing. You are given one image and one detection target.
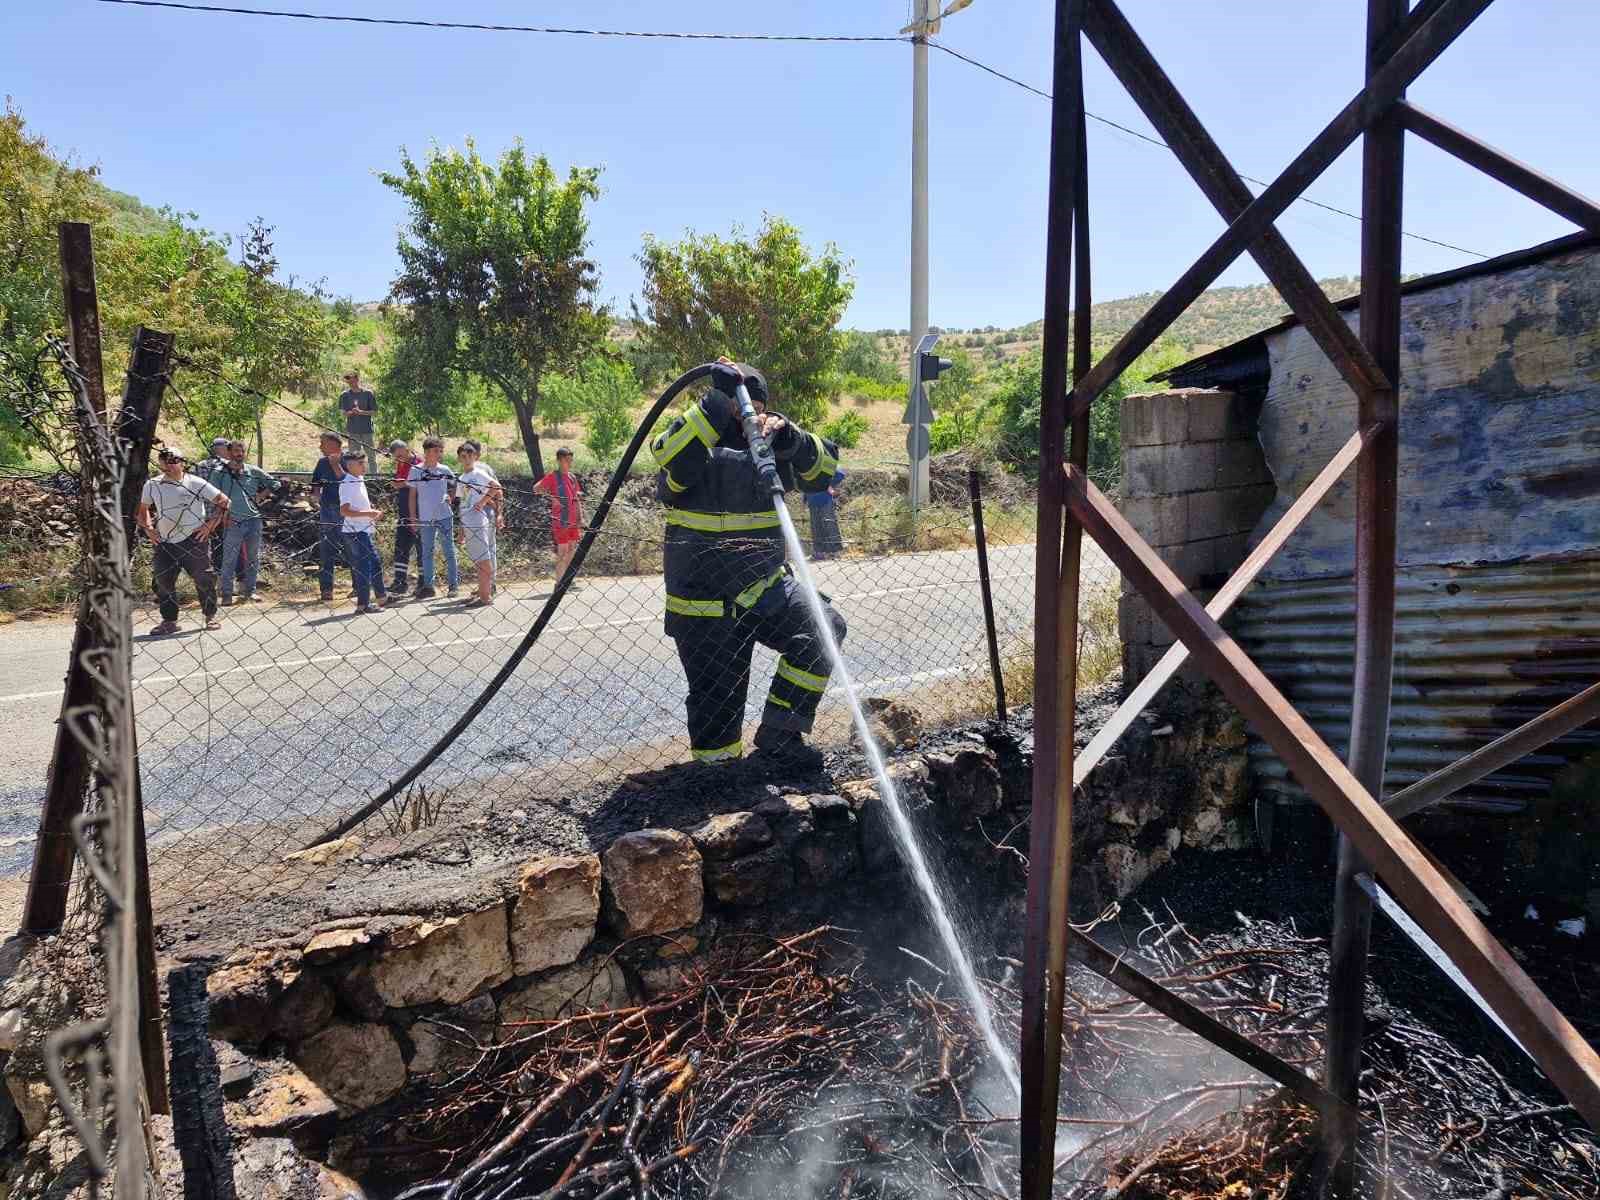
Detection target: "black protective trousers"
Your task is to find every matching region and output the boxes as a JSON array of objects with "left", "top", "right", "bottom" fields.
[{"left": 670, "top": 576, "right": 846, "bottom": 762}]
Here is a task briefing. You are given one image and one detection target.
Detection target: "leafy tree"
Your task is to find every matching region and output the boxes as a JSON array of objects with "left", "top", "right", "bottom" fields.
[
  {"left": 927, "top": 347, "right": 989, "bottom": 454},
  {"left": 632, "top": 215, "right": 854, "bottom": 428},
  {"left": 370, "top": 310, "right": 507, "bottom": 441},
  {"left": 837, "top": 329, "right": 899, "bottom": 386},
  {"left": 578, "top": 357, "right": 639, "bottom": 465},
  {"left": 381, "top": 140, "right": 607, "bottom": 478},
  {"left": 224, "top": 219, "right": 344, "bottom": 463},
  {"left": 0, "top": 102, "right": 111, "bottom": 464}
]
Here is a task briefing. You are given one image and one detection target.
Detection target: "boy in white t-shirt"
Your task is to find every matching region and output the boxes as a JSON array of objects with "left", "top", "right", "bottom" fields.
[
  {"left": 453, "top": 439, "right": 504, "bottom": 608},
  {"left": 338, "top": 450, "right": 389, "bottom": 614}
]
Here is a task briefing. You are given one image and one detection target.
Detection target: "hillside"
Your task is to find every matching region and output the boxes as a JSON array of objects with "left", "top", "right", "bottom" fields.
[{"left": 875, "top": 275, "right": 1367, "bottom": 372}]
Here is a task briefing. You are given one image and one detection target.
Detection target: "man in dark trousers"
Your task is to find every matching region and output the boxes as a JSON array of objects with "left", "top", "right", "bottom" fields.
[
  {"left": 339, "top": 370, "right": 377, "bottom": 457},
  {"left": 651, "top": 360, "right": 844, "bottom": 769}
]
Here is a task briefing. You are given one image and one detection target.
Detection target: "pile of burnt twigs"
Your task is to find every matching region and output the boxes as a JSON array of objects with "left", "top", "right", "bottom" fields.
[
  {"left": 1045, "top": 908, "right": 1600, "bottom": 1200},
  {"left": 381, "top": 917, "right": 1598, "bottom": 1200}
]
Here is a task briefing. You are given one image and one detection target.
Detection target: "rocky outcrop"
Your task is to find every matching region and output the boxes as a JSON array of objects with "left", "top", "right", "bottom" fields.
[
  {"left": 601, "top": 831, "right": 703, "bottom": 937},
  {"left": 509, "top": 855, "right": 601, "bottom": 974}
]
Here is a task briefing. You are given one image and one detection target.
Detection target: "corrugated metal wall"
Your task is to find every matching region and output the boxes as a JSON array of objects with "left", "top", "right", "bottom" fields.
[{"left": 1235, "top": 559, "right": 1600, "bottom": 813}]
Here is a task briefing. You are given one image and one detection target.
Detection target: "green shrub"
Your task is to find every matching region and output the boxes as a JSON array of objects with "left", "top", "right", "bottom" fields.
[
  {"left": 836, "top": 373, "right": 902, "bottom": 403},
  {"left": 821, "top": 410, "right": 868, "bottom": 449}
]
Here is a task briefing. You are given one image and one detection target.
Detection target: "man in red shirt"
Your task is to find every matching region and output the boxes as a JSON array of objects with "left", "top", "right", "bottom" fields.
[
  {"left": 535, "top": 447, "right": 584, "bottom": 581},
  {"left": 389, "top": 439, "right": 421, "bottom": 596}
]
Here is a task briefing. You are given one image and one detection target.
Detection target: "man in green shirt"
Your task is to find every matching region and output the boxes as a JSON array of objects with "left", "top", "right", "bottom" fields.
[{"left": 209, "top": 439, "right": 282, "bottom": 604}]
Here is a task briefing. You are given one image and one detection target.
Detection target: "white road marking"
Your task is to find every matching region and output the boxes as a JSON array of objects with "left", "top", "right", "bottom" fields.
[{"left": 0, "top": 570, "right": 1035, "bottom": 703}]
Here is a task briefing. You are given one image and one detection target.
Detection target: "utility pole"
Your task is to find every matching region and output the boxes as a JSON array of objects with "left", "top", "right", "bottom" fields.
[{"left": 903, "top": 1, "right": 974, "bottom": 512}]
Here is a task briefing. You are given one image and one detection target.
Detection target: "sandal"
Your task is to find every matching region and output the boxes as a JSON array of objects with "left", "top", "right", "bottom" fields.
[{"left": 204, "top": 618, "right": 223, "bottom": 631}]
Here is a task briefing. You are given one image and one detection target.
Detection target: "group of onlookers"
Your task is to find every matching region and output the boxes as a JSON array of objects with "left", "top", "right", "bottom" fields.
[{"left": 129, "top": 366, "right": 593, "bottom": 635}]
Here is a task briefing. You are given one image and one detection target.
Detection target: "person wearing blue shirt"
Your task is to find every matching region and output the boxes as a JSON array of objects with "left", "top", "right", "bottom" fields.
[{"left": 805, "top": 468, "right": 846, "bottom": 560}]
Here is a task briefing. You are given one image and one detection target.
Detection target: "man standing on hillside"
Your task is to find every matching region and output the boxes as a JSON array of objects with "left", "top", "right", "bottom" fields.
[
  {"left": 339, "top": 370, "right": 378, "bottom": 456},
  {"left": 650, "top": 359, "right": 844, "bottom": 770},
  {"left": 137, "top": 448, "right": 231, "bottom": 636}
]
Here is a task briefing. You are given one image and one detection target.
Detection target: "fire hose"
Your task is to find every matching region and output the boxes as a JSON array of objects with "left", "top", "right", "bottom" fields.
[{"left": 306, "top": 362, "right": 726, "bottom": 847}]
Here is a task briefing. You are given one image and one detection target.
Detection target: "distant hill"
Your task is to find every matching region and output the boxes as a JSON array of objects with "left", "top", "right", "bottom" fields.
[{"left": 871, "top": 275, "right": 1370, "bottom": 373}]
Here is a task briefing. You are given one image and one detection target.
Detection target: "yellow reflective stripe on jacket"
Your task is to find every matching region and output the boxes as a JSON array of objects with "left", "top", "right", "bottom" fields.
[
  {"left": 693, "top": 740, "right": 743, "bottom": 762},
  {"left": 797, "top": 432, "right": 838, "bottom": 482},
  {"left": 733, "top": 567, "right": 785, "bottom": 610},
  {"left": 652, "top": 417, "right": 700, "bottom": 468},
  {"left": 684, "top": 403, "right": 719, "bottom": 449},
  {"left": 664, "top": 509, "right": 781, "bottom": 533},
  {"left": 665, "top": 594, "right": 725, "bottom": 618},
  {"left": 776, "top": 657, "right": 828, "bottom": 694},
  {"left": 664, "top": 472, "right": 688, "bottom": 493}
]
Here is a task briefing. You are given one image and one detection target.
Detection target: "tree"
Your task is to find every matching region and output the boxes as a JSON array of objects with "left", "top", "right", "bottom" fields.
[
  {"left": 0, "top": 102, "right": 110, "bottom": 464},
  {"left": 926, "top": 346, "right": 988, "bottom": 453},
  {"left": 632, "top": 216, "right": 854, "bottom": 428},
  {"left": 381, "top": 140, "right": 607, "bottom": 478},
  {"left": 224, "top": 219, "right": 344, "bottom": 463},
  {"left": 580, "top": 358, "right": 639, "bottom": 466},
  {"left": 838, "top": 329, "right": 899, "bottom": 385}
]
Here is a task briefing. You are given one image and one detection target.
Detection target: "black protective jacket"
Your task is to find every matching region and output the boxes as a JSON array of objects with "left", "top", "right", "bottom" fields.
[{"left": 651, "top": 383, "right": 838, "bottom": 634}]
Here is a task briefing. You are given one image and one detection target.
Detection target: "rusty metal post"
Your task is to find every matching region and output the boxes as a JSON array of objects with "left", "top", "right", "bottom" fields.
[
  {"left": 1020, "top": 2, "right": 1086, "bottom": 1192},
  {"left": 967, "top": 468, "right": 1006, "bottom": 723},
  {"left": 22, "top": 224, "right": 110, "bottom": 936},
  {"left": 1325, "top": 3, "right": 1407, "bottom": 1188}
]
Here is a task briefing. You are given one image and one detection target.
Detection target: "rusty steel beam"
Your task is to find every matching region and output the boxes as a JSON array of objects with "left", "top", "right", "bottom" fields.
[
  {"left": 1061, "top": 461, "right": 1600, "bottom": 1133},
  {"left": 1020, "top": 2, "right": 1086, "bottom": 1194},
  {"left": 1398, "top": 102, "right": 1600, "bottom": 233},
  {"left": 1067, "top": 0, "right": 1495, "bottom": 421},
  {"left": 1076, "top": 424, "right": 1382, "bottom": 788},
  {"left": 1387, "top": 680, "right": 1600, "bottom": 822},
  {"left": 1083, "top": 0, "right": 1389, "bottom": 400},
  {"left": 1067, "top": 932, "right": 1348, "bottom": 1120},
  {"left": 1325, "top": 7, "right": 1408, "bottom": 1188}
]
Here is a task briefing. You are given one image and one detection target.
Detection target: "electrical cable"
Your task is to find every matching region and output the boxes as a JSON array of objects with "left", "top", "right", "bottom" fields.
[
  {"left": 91, "top": 1, "right": 905, "bottom": 42},
  {"left": 94, "top": 0, "right": 1490, "bottom": 258},
  {"left": 305, "top": 362, "right": 714, "bottom": 846},
  {"left": 927, "top": 40, "right": 1491, "bottom": 260}
]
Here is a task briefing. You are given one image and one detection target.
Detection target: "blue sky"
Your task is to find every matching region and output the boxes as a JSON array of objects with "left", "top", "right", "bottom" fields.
[{"left": 5, "top": 1, "right": 1598, "bottom": 331}]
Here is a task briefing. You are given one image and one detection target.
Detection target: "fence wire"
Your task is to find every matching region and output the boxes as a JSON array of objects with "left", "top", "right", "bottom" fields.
[
  {"left": 29, "top": 337, "right": 154, "bottom": 1200},
  {"left": 5, "top": 364, "right": 1122, "bottom": 941}
]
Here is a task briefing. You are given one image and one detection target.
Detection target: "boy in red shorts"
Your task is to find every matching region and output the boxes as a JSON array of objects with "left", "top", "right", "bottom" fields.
[{"left": 536, "top": 446, "right": 584, "bottom": 581}]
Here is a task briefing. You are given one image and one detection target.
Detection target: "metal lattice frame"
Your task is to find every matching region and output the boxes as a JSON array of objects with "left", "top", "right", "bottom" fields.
[{"left": 1020, "top": 0, "right": 1600, "bottom": 1195}]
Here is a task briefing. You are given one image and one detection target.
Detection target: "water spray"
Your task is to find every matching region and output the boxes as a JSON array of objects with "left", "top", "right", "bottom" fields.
[{"left": 739, "top": 381, "right": 1022, "bottom": 1100}]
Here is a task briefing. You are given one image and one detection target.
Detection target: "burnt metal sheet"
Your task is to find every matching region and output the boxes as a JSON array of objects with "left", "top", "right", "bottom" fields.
[{"left": 1234, "top": 559, "right": 1600, "bottom": 812}]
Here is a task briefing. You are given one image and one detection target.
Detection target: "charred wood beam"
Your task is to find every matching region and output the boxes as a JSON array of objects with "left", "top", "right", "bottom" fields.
[
  {"left": 1386, "top": 680, "right": 1600, "bottom": 821},
  {"left": 1075, "top": 424, "right": 1382, "bottom": 788},
  {"left": 1060, "top": 461, "right": 1600, "bottom": 1133},
  {"left": 1067, "top": 0, "right": 1496, "bottom": 422},
  {"left": 1398, "top": 102, "right": 1600, "bottom": 233},
  {"left": 1083, "top": 0, "right": 1389, "bottom": 399}
]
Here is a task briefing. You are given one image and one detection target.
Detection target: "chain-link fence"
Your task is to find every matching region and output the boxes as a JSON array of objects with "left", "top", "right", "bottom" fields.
[
  {"left": 5, "top": 364, "right": 1122, "bottom": 938},
  {"left": 20, "top": 338, "right": 155, "bottom": 1200}
]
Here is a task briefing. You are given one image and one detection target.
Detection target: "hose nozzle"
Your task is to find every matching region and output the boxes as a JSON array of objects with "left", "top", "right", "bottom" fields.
[{"left": 735, "top": 383, "right": 785, "bottom": 496}]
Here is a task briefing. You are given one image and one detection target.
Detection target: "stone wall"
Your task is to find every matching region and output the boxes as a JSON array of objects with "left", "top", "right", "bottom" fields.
[{"left": 1117, "top": 387, "right": 1272, "bottom": 687}]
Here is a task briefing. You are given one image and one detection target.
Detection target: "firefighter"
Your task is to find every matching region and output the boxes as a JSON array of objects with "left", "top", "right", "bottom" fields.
[{"left": 652, "top": 359, "right": 845, "bottom": 770}]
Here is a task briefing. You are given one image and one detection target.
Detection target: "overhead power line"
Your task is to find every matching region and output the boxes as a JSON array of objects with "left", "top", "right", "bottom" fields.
[
  {"left": 93, "top": 0, "right": 1488, "bottom": 260},
  {"left": 91, "top": 0, "right": 906, "bottom": 41},
  {"left": 928, "top": 40, "right": 1489, "bottom": 260}
]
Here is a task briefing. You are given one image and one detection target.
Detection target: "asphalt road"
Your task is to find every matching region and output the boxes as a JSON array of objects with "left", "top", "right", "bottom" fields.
[{"left": 0, "top": 541, "right": 1114, "bottom": 874}]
